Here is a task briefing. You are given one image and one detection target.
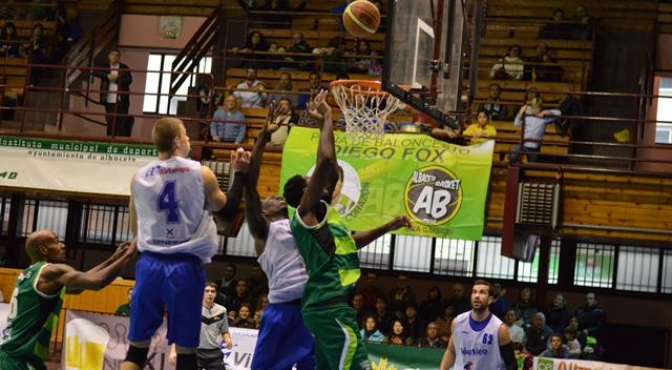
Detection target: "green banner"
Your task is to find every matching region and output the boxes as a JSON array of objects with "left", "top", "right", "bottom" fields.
[
  {"left": 280, "top": 127, "right": 494, "bottom": 240},
  {"left": 367, "top": 343, "right": 444, "bottom": 370}
]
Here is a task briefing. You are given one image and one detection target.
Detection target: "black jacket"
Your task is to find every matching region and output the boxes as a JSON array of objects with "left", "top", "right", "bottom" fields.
[{"left": 95, "top": 62, "right": 132, "bottom": 106}]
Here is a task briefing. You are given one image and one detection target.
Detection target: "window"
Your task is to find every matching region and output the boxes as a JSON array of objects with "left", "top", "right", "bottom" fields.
[
  {"left": 392, "top": 235, "right": 433, "bottom": 272},
  {"left": 434, "top": 238, "right": 475, "bottom": 277},
  {"left": 475, "top": 236, "right": 516, "bottom": 280},
  {"left": 574, "top": 243, "right": 615, "bottom": 288},
  {"left": 143, "top": 54, "right": 212, "bottom": 115},
  {"left": 0, "top": 196, "right": 10, "bottom": 236},
  {"left": 615, "top": 246, "right": 659, "bottom": 292},
  {"left": 655, "top": 76, "right": 672, "bottom": 144},
  {"left": 226, "top": 222, "right": 255, "bottom": 257},
  {"left": 22, "top": 199, "right": 68, "bottom": 237},
  {"left": 662, "top": 250, "right": 672, "bottom": 293},
  {"left": 358, "top": 234, "right": 391, "bottom": 269},
  {"left": 517, "top": 239, "right": 561, "bottom": 284}
]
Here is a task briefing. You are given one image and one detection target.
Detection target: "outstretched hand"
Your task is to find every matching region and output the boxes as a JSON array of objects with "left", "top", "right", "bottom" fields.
[
  {"left": 230, "top": 147, "right": 251, "bottom": 173},
  {"left": 307, "top": 90, "right": 332, "bottom": 122},
  {"left": 386, "top": 215, "right": 412, "bottom": 232},
  {"left": 262, "top": 101, "right": 284, "bottom": 135},
  {"left": 112, "top": 240, "right": 137, "bottom": 260}
]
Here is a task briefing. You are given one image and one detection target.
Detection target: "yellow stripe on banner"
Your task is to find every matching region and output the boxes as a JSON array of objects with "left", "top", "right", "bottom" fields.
[{"left": 345, "top": 6, "right": 377, "bottom": 35}]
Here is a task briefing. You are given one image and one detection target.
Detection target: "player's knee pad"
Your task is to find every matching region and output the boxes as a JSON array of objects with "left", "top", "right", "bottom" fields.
[
  {"left": 176, "top": 353, "right": 197, "bottom": 370},
  {"left": 124, "top": 344, "right": 149, "bottom": 367}
]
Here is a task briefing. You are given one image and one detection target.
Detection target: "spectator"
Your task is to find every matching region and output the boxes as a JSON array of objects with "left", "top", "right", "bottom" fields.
[
  {"left": 357, "top": 272, "right": 384, "bottom": 312},
  {"left": 387, "top": 274, "right": 416, "bottom": 317},
  {"left": 283, "top": 32, "right": 312, "bottom": 70},
  {"left": 434, "top": 305, "right": 455, "bottom": 344},
  {"left": 479, "top": 83, "right": 509, "bottom": 121},
  {"left": 269, "top": 97, "right": 299, "bottom": 147},
  {"left": 574, "top": 292, "right": 606, "bottom": 340},
  {"left": 463, "top": 110, "right": 497, "bottom": 144},
  {"left": 315, "top": 36, "right": 347, "bottom": 74},
  {"left": 360, "top": 314, "right": 386, "bottom": 344},
  {"left": 94, "top": 49, "right": 133, "bottom": 137},
  {"left": 26, "top": 23, "right": 48, "bottom": 86},
  {"left": 417, "top": 322, "right": 447, "bottom": 349},
  {"left": 115, "top": 288, "right": 133, "bottom": 316},
  {"left": 245, "top": 262, "right": 269, "bottom": 305},
  {"left": 570, "top": 4, "right": 593, "bottom": 40},
  {"left": 55, "top": 5, "right": 84, "bottom": 58},
  {"left": 210, "top": 95, "right": 247, "bottom": 144},
  {"left": 514, "top": 343, "right": 534, "bottom": 370},
  {"left": 348, "top": 39, "right": 382, "bottom": 75},
  {"left": 225, "top": 279, "right": 251, "bottom": 316},
  {"left": 217, "top": 263, "right": 238, "bottom": 298},
  {"left": 253, "top": 294, "right": 269, "bottom": 327},
  {"left": 0, "top": 22, "right": 23, "bottom": 57},
  {"left": 231, "top": 303, "right": 257, "bottom": 329},
  {"left": 350, "top": 292, "right": 368, "bottom": 327},
  {"left": 374, "top": 296, "right": 395, "bottom": 336},
  {"left": 238, "top": 0, "right": 307, "bottom": 29},
  {"left": 512, "top": 287, "right": 537, "bottom": 329},
  {"left": 489, "top": 281, "right": 509, "bottom": 320},
  {"left": 504, "top": 308, "right": 526, "bottom": 346},
  {"left": 231, "top": 31, "right": 268, "bottom": 68},
  {"left": 267, "top": 71, "right": 299, "bottom": 109},
  {"left": 540, "top": 333, "right": 571, "bottom": 359},
  {"left": 384, "top": 319, "right": 413, "bottom": 346},
  {"left": 442, "top": 283, "right": 470, "bottom": 315},
  {"left": 564, "top": 327, "right": 582, "bottom": 358},
  {"left": 545, "top": 293, "right": 569, "bottom": 333},
  {"left": 525, "top": 312, "right": 553, "bottom": 356},
  {"left": 490, "top": 44, "right": 524, "bottom": 80},
  {"left": 232, "top": 67, "right": 268, "bottom": 108},
  {"left": 297, "top": 71, "right": 327, "bottom": 110},
  {"left": 565, "top": 316, "right": 587, "bottom": 349},
  {"left": 540, "top": 9, "right": 573, "bottom": 40},
  {"left": 403, "top": 303, "right": 424, "bottom": 343},
  {"left": 418, "top": 286, "right": 442, "bottom": 323},
  {"left": 510, "top": 97, "right": 561, "bottom": 163},
  {"left": 526, "top": 42, "right": 563, "bottom": 82},
  {"left": 27, "top": 0, "right": 52, "bottom": 21},
  {"left": 265, "top": 41, "right": 286, "bottom": 69}
]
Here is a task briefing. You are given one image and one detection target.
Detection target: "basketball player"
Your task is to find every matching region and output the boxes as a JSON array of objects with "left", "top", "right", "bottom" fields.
[
  {"left": 283, "top": 91, "right": 411, "bottom": 370},
  {"left": 439, "top": 279, "right": 517, "bottom": 370},
  {"left": 0, "top": 230, "right": 136, "bottom": 370},
  {"left": 244, "top": 102, "right": 315, "bottom": 370},
  {"left": 121, "top": 117, "right": 250, "bottom": 370}
]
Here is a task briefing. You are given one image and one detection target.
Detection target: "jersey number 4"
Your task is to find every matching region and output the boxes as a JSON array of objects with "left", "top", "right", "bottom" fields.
[{"left": 157, "top": 181, "right": 180, "bottom": 224}]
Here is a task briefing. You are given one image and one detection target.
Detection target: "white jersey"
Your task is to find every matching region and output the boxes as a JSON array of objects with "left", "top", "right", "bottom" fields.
[
  {"left": 453, "top": 311, "right": 506, "bottom": 370},
  {"left": 133, "top": 157, "right": 217, "bottom": 263},
  {"left": 257, "top": 219, "right": 308, "bottom": 303}
]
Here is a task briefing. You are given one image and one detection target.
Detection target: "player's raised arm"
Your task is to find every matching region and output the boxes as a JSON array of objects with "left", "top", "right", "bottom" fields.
[
  {"left": 298, "top": 91, "right": 339, "bottom": 225},
  {"left": 440, "top": 318, "right": 457, "bottom": 370},
  {"left": 352, "top": 216, "right": 411, "bottom": 249},
  {"left": 208, "top": 148, "right": 251, "bottom": 222}
]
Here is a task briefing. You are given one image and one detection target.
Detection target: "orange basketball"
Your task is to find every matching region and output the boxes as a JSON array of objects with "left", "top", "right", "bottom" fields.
[{"left": 343, "top": 0, "right": 381, "bottom": 39}]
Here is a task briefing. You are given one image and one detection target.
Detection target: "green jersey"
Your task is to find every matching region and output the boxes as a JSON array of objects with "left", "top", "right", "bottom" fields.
[
  {"left": 0, "top": 262, "right": 64, "bottom": 368},
  {"left": 291, "top": 201, "right": 361, "bottom": 308}
]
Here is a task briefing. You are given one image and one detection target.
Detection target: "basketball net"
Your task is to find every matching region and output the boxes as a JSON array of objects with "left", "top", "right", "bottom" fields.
[{"left": 330, "top": 80, "right": 402, "bottom": 141}]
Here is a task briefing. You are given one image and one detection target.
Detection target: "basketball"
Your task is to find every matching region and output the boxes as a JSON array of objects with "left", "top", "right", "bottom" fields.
[{"left": 343, "top": 0, "right": 381, "bottom": 39}]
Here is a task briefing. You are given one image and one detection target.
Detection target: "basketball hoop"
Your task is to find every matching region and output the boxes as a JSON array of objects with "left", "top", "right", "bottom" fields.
[{"left": 330, "top": 80, "right": 402, "bottom": 140}]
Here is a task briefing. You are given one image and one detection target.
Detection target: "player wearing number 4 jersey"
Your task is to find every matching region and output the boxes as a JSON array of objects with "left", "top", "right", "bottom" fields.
[
  {"left": 440, "top": 279, "right": 517, "bottom": 370},
  {"left": 121, "top": 117, "right": 250, "bottom": 370},
  {"left": 0, "top": 230, "right": 135, "bottom": 370}
]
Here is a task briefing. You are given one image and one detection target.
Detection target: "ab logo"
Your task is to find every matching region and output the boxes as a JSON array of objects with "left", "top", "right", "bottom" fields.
[{"left": 404, "top": 166, "right": 462, "bottom": 225}]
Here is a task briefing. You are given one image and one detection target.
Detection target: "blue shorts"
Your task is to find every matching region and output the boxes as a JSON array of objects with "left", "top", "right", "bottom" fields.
[
  {"left": 129, "top": 251, "right": 205, "bottom": 348},
  {"left": 251, "top": 301, "right": 315, "bottom": 370}
]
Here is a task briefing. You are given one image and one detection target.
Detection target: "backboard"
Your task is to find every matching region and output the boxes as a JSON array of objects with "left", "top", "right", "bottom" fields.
[{"left": 383, "top": 0, "right": 467, "bottom": 129}]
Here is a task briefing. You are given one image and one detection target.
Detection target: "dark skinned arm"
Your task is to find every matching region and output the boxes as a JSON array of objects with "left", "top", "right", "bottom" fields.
[{"left": 352, "top": 215, "right": 411, "bottom": 249}]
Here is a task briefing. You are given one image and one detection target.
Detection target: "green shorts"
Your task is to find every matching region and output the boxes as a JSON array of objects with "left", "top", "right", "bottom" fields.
[{"left": 302, "top": 303, "right": 371, "bottom": 370}]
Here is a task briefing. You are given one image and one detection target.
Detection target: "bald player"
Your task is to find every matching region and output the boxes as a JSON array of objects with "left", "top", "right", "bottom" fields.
[{"left": 0, "top": 230, "right": 136, "bottom": 370}]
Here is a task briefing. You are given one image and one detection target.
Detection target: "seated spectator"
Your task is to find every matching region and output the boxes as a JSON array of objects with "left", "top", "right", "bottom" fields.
[
  {"left": 566, "top": 315, "right": 587, "bottom": 349},
  {"left": 267, "top": 71, "right": 299, "bottom": 109},
  {"left": 348, "top": 39, "right": 382, "bottom": 76},
  {"left": 510, "top": 97, "right": 561, "bottom": 163},
  {"left": 540, "top": 333, "right": 571, "bottom": 359},
  {"left": 315, "top": 36, "right": 347, "bottom": 74},
  {"left": 479, "top": 83, "right": 508, "bottom": 121},
  {"left": 545, "top": 293, "right": 569, "bottom": 333},
  {"left": 434, "top": 305, "right": 455, "bottom": 344},
  {"left": 283, "top": 32, "right": 312, "bottom": 70},
  {"left": 360, "top": 314, "right": 386, "bottom": 344},
  {"left": 265, "top": 41, "right": 287, "bottom": 70},
  {"left": 417, "top": 322, "right": 447, "bottom": 349},
  {"left": 442, "top": 283, "right": 470, "bottom": 315},
  {"left": 514, "top": 343, "right": 534, "bottom": 370},
  {"left": 374, "top": 296, "right": 394, "bottom": 336},
  {"left": 351, "top": 292, "right": 368, "bottom": 327},
  {"left": 540, "top": 9, "right": 573, "bottom": 40},
  {"left": 574, "top": 292, "right": 606, "bottom": 341},
  {"left": 231, "top": 31, "right": 268, "bottom": 68},
  {"left": 237, "top": 0, "right": 307, "bottom": 29},
  {"left": 504, "top": 308, "right": 526, "bottom": 346},
  {"left": 0, "top": 22, "right": 24, "bottom": 57},
  {"left": 384, "top": 319, "right": 414, "bottom": 346},
  {"left": 564, "top": 327, "right": 582, "bottom": 358},
  {"left": 526, "top": 42, "right": 563, "bottom": 82},
  {"left": 512, "top": 287, "right": 538, "bottom": 329},
  {"left": 489, "top": 281, "right": 509, "bottom": 320},
  {"left": 387, "top": 274, "right": 417, "bottom": 317},
  {"left": 418, "top": 286, "right": 442, "bottom": 323},
  {"left": 357, "top": 272, "right": 384, "bottom": 312},
  {"left": 525, "top": 312, "right": 554, "bottom": 356},
  {"left": 231, "top": 303, "right": 257, "bottom": 328},
  {"left": 297, "top": 71, "right": 327, "bottom": 110},
  {"left": 211, "top": 95, "right": 247, "bottom": 144},
  {"left": 403, "top": 303, "right": 424, "bottom": 343},
  {"left": 226, "top": 279, "right": 251, "bottom": 317},
  {"left": 26, "top": 23, "right": 48, "bottom": 85},
  {"left": 253, "top": 294, "right": 269, "bottom": 327},
  {"left": 232, "top": 67, "right": 268, "bottom": 108},
  {"left": 114, "top": 288, "right": 133, "bottom": 316},
  {"left": 570, "top": 4, "right": 593, "bottom": 40},
  {"left": 269, "top": 97, "right": 299, "bottom": 147},
  {"left": 463, "top": 110, "right": 497, "bottom": 144},
  {"left": 490, "top": 44, "right": 524, "bottom": 80}
]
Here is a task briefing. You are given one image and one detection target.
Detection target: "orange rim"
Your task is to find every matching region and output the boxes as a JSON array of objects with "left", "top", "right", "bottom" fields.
[{"left": 329, "top": 79, "right": 390, "bottom": 97}]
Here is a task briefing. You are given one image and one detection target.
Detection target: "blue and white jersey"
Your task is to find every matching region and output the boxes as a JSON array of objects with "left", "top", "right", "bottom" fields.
[
  {"left": 133, "top": 156, "right": 217, "bottom": 263},
  {"left": 453, "top": 311, "right": 506, "bottom": 370}
]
